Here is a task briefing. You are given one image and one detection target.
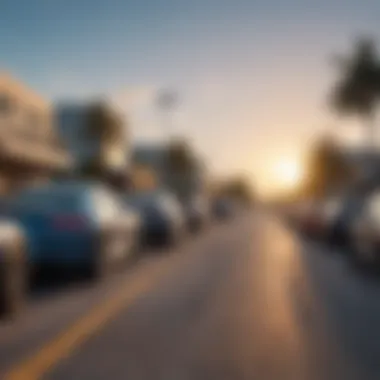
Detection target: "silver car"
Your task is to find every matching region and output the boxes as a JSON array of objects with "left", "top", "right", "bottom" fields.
[{"left": 349, "top": 192, "right": 380, "bottom": 269}]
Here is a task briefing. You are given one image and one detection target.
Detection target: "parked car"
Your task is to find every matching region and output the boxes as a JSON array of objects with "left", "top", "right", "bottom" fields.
[
  {"left": 184, "top": 196, "right": 211, "bottom": 233},
  {"left": 328, "top": 196, "right": 365, "bottom": 248},
  {"left": 212, "top": 197, "right": 235, "bottom": 221},
  {"left": 125, "top": 190, "right": 185, "bottom": 247},
  {"left": 299, "top": 199, "right": 344, "bottom": 240},
  {"left": 6, "top": 182, "right": 140, "bottom": 280},
  {"left": 348, "top": 192, "right": 380, "bottom": 270},
  {"left": 0, "top": 220, "right": 27, "bottom": 319},
  {"left": 317, "top": 199, "right": 343, "bottom": 240}
]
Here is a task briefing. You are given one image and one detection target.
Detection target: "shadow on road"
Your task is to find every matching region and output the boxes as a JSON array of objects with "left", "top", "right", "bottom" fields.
[{"left": 28, "top": 249, "right": 150, "bottom": 301}]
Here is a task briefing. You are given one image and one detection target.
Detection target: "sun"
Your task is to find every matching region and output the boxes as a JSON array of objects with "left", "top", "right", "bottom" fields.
[{"left": 274, "top": 159, "right": 303, "bottom": 189}]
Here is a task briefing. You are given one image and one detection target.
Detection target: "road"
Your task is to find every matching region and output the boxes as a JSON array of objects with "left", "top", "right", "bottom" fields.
[{"left": 2, "top": 211, "right": 380, "bottom": 379}]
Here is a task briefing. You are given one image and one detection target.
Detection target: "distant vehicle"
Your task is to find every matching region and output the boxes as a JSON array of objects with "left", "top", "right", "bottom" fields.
[
  {"left": 184, "top": 196, "right": 210, "bottom": 232},
  {"left": 212, "top": 198, "right": 235, "bottom": 220},
  {"left": 6, "top": 183, "right": 139, "bottom": 279},
  {"left": 125, "top": 190, "right": 185, "bottom": 246},
  {"left": 348, "top": 192, "right": 380, "bottom": 269},
  {"left": 0, "top": 220, "right": 27, "bottom": 319}
]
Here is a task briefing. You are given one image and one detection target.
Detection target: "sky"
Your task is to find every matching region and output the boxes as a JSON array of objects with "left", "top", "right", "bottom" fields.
[{"left": 1, "top": 0, "right": 380, "bottom": 195}]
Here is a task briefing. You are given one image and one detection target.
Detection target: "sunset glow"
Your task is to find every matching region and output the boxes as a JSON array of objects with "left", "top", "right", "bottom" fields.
[{"left": 274, "top": 159, "right": 303, "bottom": 190}]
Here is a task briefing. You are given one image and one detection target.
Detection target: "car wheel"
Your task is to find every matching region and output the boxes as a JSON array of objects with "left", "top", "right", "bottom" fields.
[
  {"left": 0, "top": 249, "right": 27, "bottom": 319},
  {"left": 88, "top": 233, "right": 117, "bottom": 281}
]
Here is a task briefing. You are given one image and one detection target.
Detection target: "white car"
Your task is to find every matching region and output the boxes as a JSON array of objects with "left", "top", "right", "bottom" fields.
[{"left": 0, "top": 219, "right": 26, "bottom": 319}]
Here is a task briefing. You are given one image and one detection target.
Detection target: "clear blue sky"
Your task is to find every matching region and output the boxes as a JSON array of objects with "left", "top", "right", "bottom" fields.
[{"left": 1, "top": 0, "right": 380, "bottom": 194}]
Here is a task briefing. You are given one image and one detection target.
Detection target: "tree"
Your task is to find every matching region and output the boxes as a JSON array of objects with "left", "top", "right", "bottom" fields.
[
  {"left": 87, "top": 102, "right": 123, "bottom": 142},
  {"left": 219, "top": 177, "right": 255, "bottom": 204},
  {"left": 166, "top": 139, "right": 197, "bottom": 173},
  {"left": 331, "top": 37, "right": 380, "bottom": 146},
  {"left": 304, "top": 136, "right": 353, "bottom": 198},
  {"left": 164, "top": 138, "right": 205, "bottom": 202},
  {"left": 84, "top": 102, "right": 125, "bottom": 175},
  {"left": 80, "top": 156, "right": 104, "bottom": 178}
]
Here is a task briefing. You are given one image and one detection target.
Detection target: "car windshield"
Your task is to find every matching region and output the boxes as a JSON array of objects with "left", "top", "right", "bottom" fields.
[
  {"left": 126, "top": 192, "right": 157, "bottom": 209},
  {"left": 12, "top": 187, "right": 84, "bottom": 212}
]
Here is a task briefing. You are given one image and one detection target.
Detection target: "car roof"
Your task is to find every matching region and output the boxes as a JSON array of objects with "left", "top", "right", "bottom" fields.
[{"left": 16, "top": 181, "right": 109, "bottom": 197}]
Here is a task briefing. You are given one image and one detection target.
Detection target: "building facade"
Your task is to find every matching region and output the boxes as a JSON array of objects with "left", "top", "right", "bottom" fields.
[{"left": 0, "top": 73, "right": 71, "bottom": 194}]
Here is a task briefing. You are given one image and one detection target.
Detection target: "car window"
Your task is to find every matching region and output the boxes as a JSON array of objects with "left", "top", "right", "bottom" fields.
[
  {"left": 128, "top": 194, "right": 152, "bottom": 208},
  {"left": 127, "top": 191, "right": 160, "bottom": 210},
  {"left": 12, "top": 189, "right": 83, "bottom": 213}
]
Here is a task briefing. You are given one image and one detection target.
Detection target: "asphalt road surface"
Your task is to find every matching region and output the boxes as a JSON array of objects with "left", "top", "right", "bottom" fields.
[{"left": 2, "top": 211, "right": 380, "bottom": 379}]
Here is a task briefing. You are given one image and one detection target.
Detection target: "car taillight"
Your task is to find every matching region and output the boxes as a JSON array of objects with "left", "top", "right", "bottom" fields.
[{"left": 52, "top": 214, "right": 88, "bottom": 230}]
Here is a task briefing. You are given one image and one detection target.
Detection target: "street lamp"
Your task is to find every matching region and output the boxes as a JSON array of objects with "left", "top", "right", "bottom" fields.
[{"left": 156, "top": 89, "right": 179, "bottom": 139}]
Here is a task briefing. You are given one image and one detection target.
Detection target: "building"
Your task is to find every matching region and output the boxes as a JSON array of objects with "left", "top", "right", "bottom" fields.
[
  {"left": 0, "top": 73, "right": 71, "bottom": 194},
  {"left": 56, "top": 101, "right": 129, "bottom": 187}
]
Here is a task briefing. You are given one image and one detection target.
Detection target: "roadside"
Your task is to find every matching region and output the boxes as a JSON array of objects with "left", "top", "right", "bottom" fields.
[{"left": 1, "top": 221, "right": 232, "bottom": 379}]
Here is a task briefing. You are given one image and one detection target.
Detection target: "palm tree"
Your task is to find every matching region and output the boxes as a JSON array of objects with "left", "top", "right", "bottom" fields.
[
  {"left": 84, "top": 102, "right": 125, "bottom": 175},
  {"left": 331, "top": 37, "right": 380, "bottom": 146},
  {"left": 166, "top": 139, "right": 195, "bottom": 172},
  {"left": 305, "top": 136, "right": 354, "bottom": 198},
  {"left": 165, "top": 138, "right": 203, "bottom": 201}
]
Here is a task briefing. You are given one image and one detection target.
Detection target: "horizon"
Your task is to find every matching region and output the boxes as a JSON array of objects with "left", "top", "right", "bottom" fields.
[{"left": 2, "top": 0, "right": 380, "bottom": 196}]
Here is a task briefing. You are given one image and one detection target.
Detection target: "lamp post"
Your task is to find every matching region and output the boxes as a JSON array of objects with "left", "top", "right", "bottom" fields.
[{"left": 156, "top": 89, "right": 179, "bottom": 140}]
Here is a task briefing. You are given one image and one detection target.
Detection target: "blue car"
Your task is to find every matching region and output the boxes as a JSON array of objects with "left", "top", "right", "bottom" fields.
[
  {"left": 125, "top": 190, "right": 185, "bottom": 246},
  {"left": 6, "top": 182, "right": 139, "bottom": 279}
]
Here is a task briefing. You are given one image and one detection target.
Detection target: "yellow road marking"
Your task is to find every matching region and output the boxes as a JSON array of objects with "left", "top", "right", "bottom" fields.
[{"left": 5, "top": 264, "right": 164, "bottom": 380}]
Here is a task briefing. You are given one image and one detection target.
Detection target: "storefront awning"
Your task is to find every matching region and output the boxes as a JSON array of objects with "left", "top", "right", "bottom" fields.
[{"left": 0, "top": 136, "right": 73, "bottom": 171}]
